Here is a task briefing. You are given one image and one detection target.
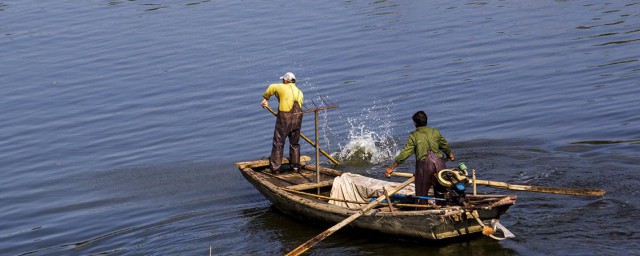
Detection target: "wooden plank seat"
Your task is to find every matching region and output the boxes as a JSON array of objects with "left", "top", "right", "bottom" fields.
[{"left": 285, "top": 180, "right": 334, "bottom": 191}]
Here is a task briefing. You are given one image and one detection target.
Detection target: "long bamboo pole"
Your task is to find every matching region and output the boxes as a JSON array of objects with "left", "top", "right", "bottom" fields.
[
  {"left": 314, "top": 110, "right": 320, "bottom": 195},
  {"left": 473, "top": 179, "right": 606, "bottom": 197},
  {"left": 265, "top": 106, "right": 340, "bottom": 165},
  {"left": 285, "top": 177, "right": 416, "bottom": 256},
  {"left": 390, "top": 172, "right": 605, "bottom": 197},
  {"left": 472, "top": 169, "right": 477, "bottom": 196}
]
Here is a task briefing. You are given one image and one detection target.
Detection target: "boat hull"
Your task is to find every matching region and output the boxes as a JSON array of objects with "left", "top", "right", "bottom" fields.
[{"left": 238, "top": 162, "right": 515, "bottom": 241}]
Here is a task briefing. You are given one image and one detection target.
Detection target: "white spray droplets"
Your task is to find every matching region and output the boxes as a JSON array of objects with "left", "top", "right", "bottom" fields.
[{"left": 333, "top": 103, "right": 399, "bottom": 166}]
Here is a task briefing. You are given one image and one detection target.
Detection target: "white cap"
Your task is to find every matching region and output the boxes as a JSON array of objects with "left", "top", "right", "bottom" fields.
[{"left": 279, "top": 72, "right": 296, "bottom": 82}]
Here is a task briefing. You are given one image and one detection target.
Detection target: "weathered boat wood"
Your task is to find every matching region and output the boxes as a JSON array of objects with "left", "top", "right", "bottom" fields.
[
  {"left": 286, "top": 176, "right": 417, "bottom": 256},
  {"left": 235, "top": 158, "right": 517, "bottom": 241},
  {"left": 474, "top": 179, "right": 606, "bottom": 197},
  {"left": 236, "top": 156, "right": 311, "bottom": 170}
]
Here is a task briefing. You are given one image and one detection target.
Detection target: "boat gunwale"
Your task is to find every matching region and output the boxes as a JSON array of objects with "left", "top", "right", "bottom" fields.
[{"left": 239, "top": 163, "right": 516, "bottom": 218}]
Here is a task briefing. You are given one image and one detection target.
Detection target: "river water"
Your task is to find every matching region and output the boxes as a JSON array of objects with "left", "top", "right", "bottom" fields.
[{"left": 1, "top": 0, "right": 639, "bottom": 255}]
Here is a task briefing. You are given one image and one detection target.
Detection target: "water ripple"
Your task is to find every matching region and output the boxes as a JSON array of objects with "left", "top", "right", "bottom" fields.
[{"left": 2, "top": 0, "right": 640, "bottom": 255}]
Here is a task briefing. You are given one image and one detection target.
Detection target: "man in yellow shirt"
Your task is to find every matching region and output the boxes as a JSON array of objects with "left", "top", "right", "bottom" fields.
[{"left": 261, "top": 72, "right": 304, "bottom": 173}]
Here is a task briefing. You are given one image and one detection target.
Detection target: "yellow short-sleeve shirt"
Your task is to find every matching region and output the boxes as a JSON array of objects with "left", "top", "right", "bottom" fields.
[{"left": 263, "top": 83, "right": 304, "bottom": 112}]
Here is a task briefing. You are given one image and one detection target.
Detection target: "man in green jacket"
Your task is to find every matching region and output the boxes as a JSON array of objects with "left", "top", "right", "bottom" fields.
[{"left": 385, "top": 111, "right": 454, "bottom": 202}]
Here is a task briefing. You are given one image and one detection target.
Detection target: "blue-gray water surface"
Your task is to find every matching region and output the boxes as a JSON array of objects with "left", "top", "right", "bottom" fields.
[{"left": 1, "top": 0, "right": 639, "bottom": 255}]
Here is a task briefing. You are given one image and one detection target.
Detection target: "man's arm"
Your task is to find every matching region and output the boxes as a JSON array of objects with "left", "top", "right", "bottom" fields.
[
  {"left": 437, "top": 130, "right": 454, "bottom": 161},
  {"left": 261, "top": 84, "right": 276, "bottom": 109},
  {"left": 385, "top": 135, "right": 415, "bottom": 177},
  {"left": 395, "top": 135, "right": 416, "bottom": 164}
]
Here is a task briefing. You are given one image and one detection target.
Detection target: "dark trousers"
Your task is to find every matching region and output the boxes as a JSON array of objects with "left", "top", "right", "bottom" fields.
[
  {"left": 270, "top": 104, "right": 303, "bottom": 171},
  {"left": 415, "top": 151, "right": 447, "bottom": 198}
]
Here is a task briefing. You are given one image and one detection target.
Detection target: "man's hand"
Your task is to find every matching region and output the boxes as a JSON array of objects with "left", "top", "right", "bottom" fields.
[
  {"left": 261, "top": 98, "right": 269, "bottom": 109},
  {"left": 384, "top": 168, "right": 394, "bottom": 178},
  {"left": 385, "top": 161, "right": 399, "bottom": 178},
  {"left": 449, "top": 153, "right": 455, "bottom": 161}
]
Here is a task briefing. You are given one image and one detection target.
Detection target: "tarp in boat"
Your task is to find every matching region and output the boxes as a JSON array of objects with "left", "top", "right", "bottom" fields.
[{"left": 328, "top": 173, "right": 416, "bottom": 209}]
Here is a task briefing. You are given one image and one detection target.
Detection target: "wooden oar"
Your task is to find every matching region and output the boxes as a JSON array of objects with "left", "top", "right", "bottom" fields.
[
  {"left": 265, "top": 106, "right": 341, "bottom": 165},
  {"left": 473, "top": 179, "right": 605, "bottom": 197},
  {"left": 285, "top": 177, "right": 416, "bottom": 256},
  {"left": 390, "top": 172, "right": 605, "bottom": 197}
]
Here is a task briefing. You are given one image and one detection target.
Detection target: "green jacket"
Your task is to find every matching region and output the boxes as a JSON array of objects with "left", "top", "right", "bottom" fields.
[{"left": 395, "top": 126, "right": 452, "bottom": 163}]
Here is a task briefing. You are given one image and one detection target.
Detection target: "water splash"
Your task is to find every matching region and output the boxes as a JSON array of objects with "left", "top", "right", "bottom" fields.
[{"left": 333, "top": 105, "right": 399, "bottom": 166}]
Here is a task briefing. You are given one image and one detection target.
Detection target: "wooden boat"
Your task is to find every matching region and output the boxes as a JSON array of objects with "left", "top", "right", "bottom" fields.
[{"left": 236, "top": 157, "right": 517, "bottom": 241}]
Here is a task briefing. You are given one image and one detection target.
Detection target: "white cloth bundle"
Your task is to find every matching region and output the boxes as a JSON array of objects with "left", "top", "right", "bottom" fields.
[{"left": 328, "top": 173, "right": 416, "bottom": 209}]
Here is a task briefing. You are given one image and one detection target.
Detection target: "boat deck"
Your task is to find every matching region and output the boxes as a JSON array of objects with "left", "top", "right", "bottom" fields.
[{"left": 236, "top": 157, "right": 516, "bottom": 212}]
